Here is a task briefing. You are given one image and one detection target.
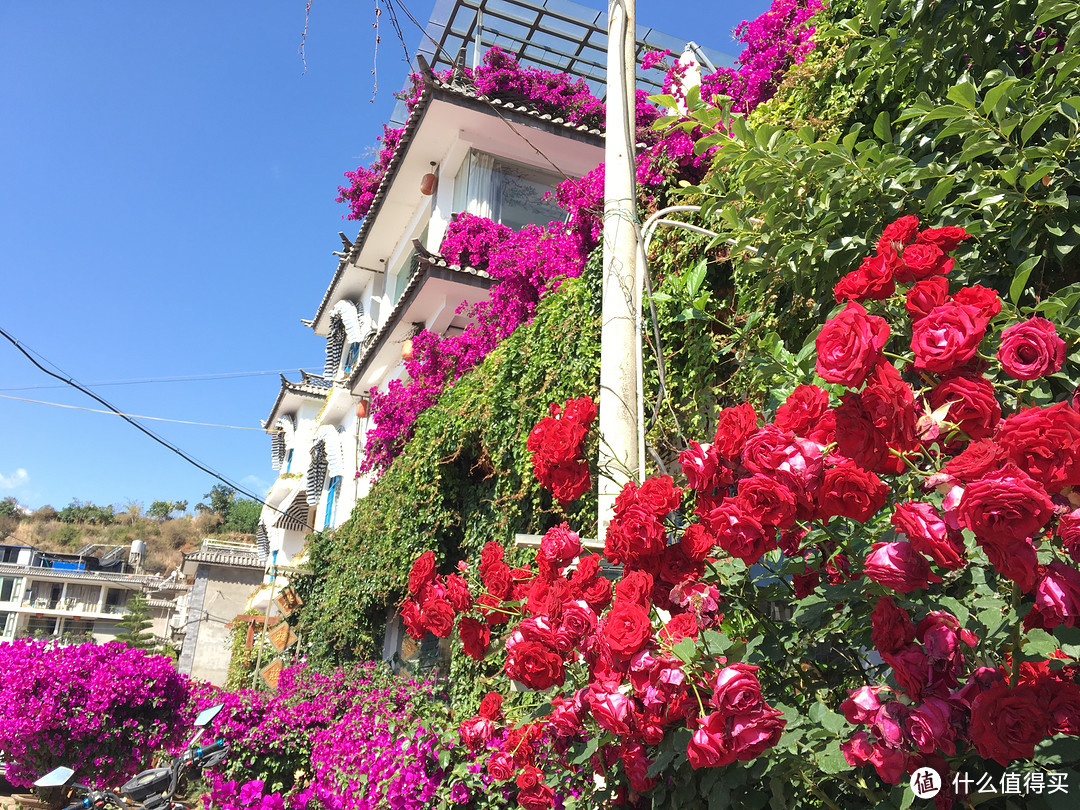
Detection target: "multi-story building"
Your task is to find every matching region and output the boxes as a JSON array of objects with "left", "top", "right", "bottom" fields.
[
  {"left": 0, "top": 541, "right": 187, "bottom": 646},
  {"left": 257, "top": 0, "right": 728, "bottom": 571}
]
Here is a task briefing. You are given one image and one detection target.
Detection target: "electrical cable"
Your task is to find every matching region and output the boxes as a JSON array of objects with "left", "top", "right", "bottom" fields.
[
  {"left": 0, "top": 326, "right": 309, "bottom": 529},
  {"left": 0, "top": 394, "right": 267, "bottom": 430},
  {"left": 0, "top": 368, "right": 316, "bottom": 393}
]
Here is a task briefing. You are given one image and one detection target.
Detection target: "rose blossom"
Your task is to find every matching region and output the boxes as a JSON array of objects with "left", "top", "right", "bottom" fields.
[
  {"left": 710, "top": 664, "right": 764, "bottom": 714},
  {"left": 891, "top": 501, "right": 966, "bottom": 570},
  {"left": 928, "top": 373, "right": 1001, "bottom": 441},
  {"left": 840, "top": 685, "right": 887, "bottom": 725},
  {"left": 896, "top": 242, "right": 952, "bottom": 282},
  {"left": 871, "top": 596, "right": 916, "bottom": 654},
  {"left": 956, "top": 465, "right": 1054, "bottom": 546},
  {"left": 408, "top": 550, "right": 436, "bottom": 594},
  {"left": 951, "top": 284, "right": 1002, "bottom": 322},
  {"left": 969, "top": 683, "right": 1048, "bottom": 765},
  {"left": 834, "top": 254, "right": 896, "bottom": 302},
  {"left": 503, "top": 641, "right": 565, "bottom": 690},
  {"left": 910, "top": 302, "right": 987, "bottom": 373},
  {"left": 1030, "top": 562, "right": 1080, "bottom": 629},
  {"left": 815, "top": 301, "right": 890, "bottom": 388},
  {"left": 713, "top": 402, "right": 758, "bottom": 459},
  {"left": 687, "top": 711, "right": 735, "bottom": 769},
  {"left": 864, "top": 541, "right": 938, "bottom": 593},
  {"left": 588, "top": 688, "right": 634, "bottom": 735},
  {"left": 602, "top": 601, "right": 653, "bottom": 657},
  {"left": 536, "top": 522, "right": 582, "bottom": 569},
  {"left": 995, "top": 402, "right": 1080, "bottom": 491},
  {"left": 905, "top": 277, "right": 949, "bottom": 321},
  {"left": 458, "top": 616, "right": 490, "bottom": 660},
  {"left": 818, "top": 459, "right": 888, "bottom": 523},
  {"left": 997, "top": 316, "right": 1067, "bottom": 380}
]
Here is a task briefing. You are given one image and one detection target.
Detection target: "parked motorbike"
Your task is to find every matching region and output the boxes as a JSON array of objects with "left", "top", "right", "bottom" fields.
[{"left": 34, "top": 704, "right": 228, "bottom": 810}]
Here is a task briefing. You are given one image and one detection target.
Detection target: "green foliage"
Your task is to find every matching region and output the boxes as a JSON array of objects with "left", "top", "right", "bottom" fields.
[
  {"left": 57, "top": 499, "right": 115, "bottom": 525},
  {"left": 0, "top": 497, "right": 18, "bottom": 517},
  {"left": 225, "top": 611, "right": 263, "bottom": 692},
  {"left": 198, "top": 484, "right": 237, "bottom": 518},
  {"left": 222, "top": 497, "right": 261, "bottom": 534},
  {"left": 680, "top": 0, "right": 1080, "bottom": 375},
  {"left": 115, "top": 592, "right": 156, "bottom": 650},
  {"left": 297, "top": 259, "right": 603, "bottom": 682}
]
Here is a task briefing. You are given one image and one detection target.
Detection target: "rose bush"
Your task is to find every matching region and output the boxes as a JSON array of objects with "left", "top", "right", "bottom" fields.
[{"left": 401, "top": 212, "right": 1080, "bottom": 808}]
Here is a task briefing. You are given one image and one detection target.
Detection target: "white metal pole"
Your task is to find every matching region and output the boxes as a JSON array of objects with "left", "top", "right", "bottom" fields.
[{"left": 598, "top": 0, "right": 639, "bottom": 539}]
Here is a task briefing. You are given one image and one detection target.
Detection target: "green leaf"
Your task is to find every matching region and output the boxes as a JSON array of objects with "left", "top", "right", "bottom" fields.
[
  {"left": 1022, "top": 108, "right": 1055, "bottom": 144},
  {"left": 873, "top": 110, "right": 892, "bottom": 142},
  {"left": 1025, "top": 628, "right": 1062, "bottom": 659},
  {"left": 946, "top": 81, "right": 979, "bottom": 110},
  {"left": 1010, "top": 255, "right": 1042, "bottom": 304},
  {"left": 672, "top": 636, "right": 697, "bottom": 664},
  {"left": 817, "top": 739, "right": 850, "bottom": 774}
]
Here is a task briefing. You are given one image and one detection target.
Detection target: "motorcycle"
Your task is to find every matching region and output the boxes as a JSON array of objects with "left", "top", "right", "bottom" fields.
[{"left": 34, "top": 704, "right": 229, "bottom": 810}]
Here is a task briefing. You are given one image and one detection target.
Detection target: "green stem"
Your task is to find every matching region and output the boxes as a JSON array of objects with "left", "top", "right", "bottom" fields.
[{"left": 1009, "top": 582, "right": 1022, "bottom": 689}]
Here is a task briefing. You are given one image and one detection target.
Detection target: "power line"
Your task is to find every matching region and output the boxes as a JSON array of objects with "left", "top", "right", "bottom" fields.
[
  {"left": 0, "top": 326, "right": 305, "bottom": 528},
  {"left": 0, "top": 394, "right": 267, "bottom": 431},
  {"left": 0, "top": 368, "right": 318, "bottom": 393}
]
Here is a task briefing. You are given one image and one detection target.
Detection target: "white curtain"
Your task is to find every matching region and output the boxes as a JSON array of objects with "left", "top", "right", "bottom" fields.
[{"left": 467, "top": 151, "right": 494, "bottom": 219}]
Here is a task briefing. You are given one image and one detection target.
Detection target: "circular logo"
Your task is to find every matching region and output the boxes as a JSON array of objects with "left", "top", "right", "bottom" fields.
[{"left": 910, "top": 766, "right": 942, "bottom": 799}]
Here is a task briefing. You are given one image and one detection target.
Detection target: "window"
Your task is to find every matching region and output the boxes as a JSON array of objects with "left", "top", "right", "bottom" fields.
[
  {"left": 454, "top": 151, "right": 564, "bottom": 230},
  {"left": 343, "top": 342, "right": 361, "bottom": 374},
  {"left": 0, "top": 611, "right": 13, "bottom": 638},
  {"left": 324, "top": 476, "right": 342, "bottom": 530},
  {"left": 285, "top": 449, "right": 294, "bottom": 474},
  {"left": 0, "top": 577, "right": 18, "bottom": 603}
]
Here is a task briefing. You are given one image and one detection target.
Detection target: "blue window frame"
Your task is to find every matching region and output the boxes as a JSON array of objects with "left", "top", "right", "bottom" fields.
[
  {"left": 324, "top": 476, "right": 342, "bottom": 529},
  {"left": 343, "top": 342, "right": 361, "bottom": 374},
  {"left": 284, "top": 449, "right": 294, "bottom": 473}
]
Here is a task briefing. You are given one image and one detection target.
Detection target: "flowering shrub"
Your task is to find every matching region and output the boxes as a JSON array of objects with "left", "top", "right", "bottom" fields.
[
  {"left": 0, "top": 640, "right": 189, "bottom": 788},
  {"left": 189, "top": 662, "right": 448, "bottom": 810},
  {"left": 527, "top": 395, "right": 597, "bottom": 503},
  {"left": 400, "top": 212, "right": 1080, "bottom": 807}
]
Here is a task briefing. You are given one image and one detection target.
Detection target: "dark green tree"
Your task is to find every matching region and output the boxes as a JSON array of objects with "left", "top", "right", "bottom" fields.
[
  {"left": 0, "top": 497, "right": 19, "bottom": 517},
  {"left": 197, "top": 484, "right": 236, "bottom": 518},
  {"left": 222, "top": 498, "right": 261, "bottom": 534},
  {"left": 114, "top": 592, "right": 156, "bottom": 650},
  {"left": 147, "top": 500, "right": 173, "bottom": 521}
]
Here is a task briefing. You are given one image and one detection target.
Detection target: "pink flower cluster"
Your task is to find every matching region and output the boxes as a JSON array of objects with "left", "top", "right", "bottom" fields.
[{"left": 0, "top": 640, "right": 189, "bottom": 788}]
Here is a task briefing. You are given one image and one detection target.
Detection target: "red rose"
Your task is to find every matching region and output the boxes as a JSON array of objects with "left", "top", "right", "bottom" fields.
[
  {"left": 587, "top": 688, "right": 633, "bottom": 735},
  {"left": 408, "top": 550, "right": 437, "bottom": 594},
  {"left": 636, "top": 475, "right": 682, "bottom": 516},
  {"left": 478, "top": 691, "right": 503, "bottom": 721},
  {"left": 969, "top": 683, "right": 1048, "bottom": 766},
  {"left": 614, "top": 569, "right": 654, "bottom": 607},
  {"left": 445, "top": 574, "right": 473, "bottom": 612},
  {"left": 996, "top": 402, "right": 1080, "bottom": 491},
  {"left": 870, "top": 597, "right": 915, "bottom": 655},
  {"left": 860, "top": 360, "right": 918, "bottom": 457},
  {"left": 737, "top": 474, "right": 797, "bottom": 529},
  {"left": 459, "top": 616, "right": 491, "bottom": 660},
  {"left": 579, "top": 576, "right": 613, "bottom": 614},
  {"left": 504, "top": 640, "right": 565, "bottom": 690},
  {"left": 401, "top": 597, "right": 426, "bottom": 640},
  {"left": 917, "top": 225, "right": 971, "bottom": 253},
  {"left": 905, "top": 696, "right": 957, "bottom": 755},
  {"left": 818, "top": 459, "right": 888, "bottom": 523},
  {"left": 482, "top": 560, "right": 514, "bottom": 599},
  {"left": 658, "top": 543, "right": 704, "bottom": 586},
  {"left": 939, "top": 439, "right": 1005, "bottom": 483},
  {"left": 956, "top": 465, "right": 1054, "bottom": 546},
  {"left": 687, "top": 711, "right": 736, "bottom": 769},
  {"left": 537, "top": 522, "right": 582, "bottom": 569},
  {"left": 881, "top": 642, "right": 930, "bottom": 700},
  {"left": 1060, "top": 509, "right": 1080, "bottom": 562},
  {"left": 910, "top": 302, "right": 987, "bottom": 373},
  {"left": 1030, "top": 562, "right": 1080, "bottom": 629},
  {"left": 984, "top": 538, "right": 1040, "bottom": 592},
  {"left": 891, "top": 501, "right": 967, "bottom": 570},
  {"left": 951, "top": 284, "right": 1002, "bottom": 322},
  {"left": 713, "top": 403, "right": 758, "bottom": 459},
  {"left": 928, "top": 373, "right": 1001, "bottom": 440},
  {"left": 703, "top": 500, "right": 776, "bottom": 566},
  {"left": 998, "top": 317, "right": 1067, "bottom": 380},
  {"left": 678, "top": 441, "right": 723, "bottom": 490},
  {"left": 517, "top": 782, "right": 555, "bottom": 810},
  {"left": 742, "top": 426, "right": 824, "bottom": 497},
  {"left": 562, "top": 395, "right": 597, "bottom": 426},
  {"left": 476, "top": 592, "right": 511, "bottom": 626},
  {"left": 487, "top": 751, "right": 516, "bottom": 781},
  {"left": 841, "top": 731, "right": 875, "bottom": 767},
  {"left": 679, "top": 523, "right": 716, "bottom": 561},
  {"left": 602, "top": 601, "right": 653, "bottom": 657},
  {"left": 815, "top": 301, "right": 890, "bottom": 388},
  {"left": 659, "top": 612, "right": 698, "bottom": 644},
  {"left": 710, "top": 663, "right": 764, "bottom": 714},
  {"left": 896, "top": 242, "right": 953, "bottom": 283},
  {"left": 621, "top": 742, "right": 658, "bottom": 793},
  {"left": 840, "top": 685, "right": 886, "bottom": 725},
  {"left": 421, "top": 596, "right": 455, "bottom": 638},
  {"left": 864, "top": 541, "right": 938, "bottom": 593},
  {"left": 878, "top": 215, "right": 920, "bottom": 250},
  {"left": 459, "top": 716, "right": 495, "bottom": 750},
  {"left": 544, "top": 459, "right": 591, "bottom": 503},
  {"left": 1038, "top": 676, "right": 1080, "bottom": 736},
  {"left": 834, "top": 253, "right": 896, "bottom": 302},
  {"left": 774, "top": 384, "right": 831, "bottom": 437},
  {"left": 835, "top": 393, "right": 889, "bottom": 472},
  {"left": 729, "top": 704, "right": 786, "bottom": 762},
  {"left": 554, "top": 600, "right": 597, "bottom": 651},
  {"left": 905, "top": 277, "right": 950, "bottom": 321},
  {"left": 604, "top": 504, "right": 666, "bottom": 568}
]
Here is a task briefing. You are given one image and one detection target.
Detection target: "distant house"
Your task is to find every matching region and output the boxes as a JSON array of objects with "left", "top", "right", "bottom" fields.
[{"left": 0, "top": 541, "right": 186, "bottom": 646}]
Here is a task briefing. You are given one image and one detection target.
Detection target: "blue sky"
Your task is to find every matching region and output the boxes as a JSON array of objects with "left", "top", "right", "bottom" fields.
[{"left": 0, "top": 0, "right": 767, "bottom": 515}]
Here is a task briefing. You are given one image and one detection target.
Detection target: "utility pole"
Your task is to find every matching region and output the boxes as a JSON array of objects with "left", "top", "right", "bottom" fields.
[{"left": 598, "top": 0, "right": 639, "bottom": 539}]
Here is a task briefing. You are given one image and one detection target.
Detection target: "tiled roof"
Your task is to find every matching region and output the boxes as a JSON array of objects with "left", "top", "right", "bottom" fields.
[
  {"left": 345, "top": 255, "right": 494, "bottom": 391},
  {"left": 263, "top": 372, "right": 332, "bottom": 431},
  {"left": 182, "top": 550, "right": 264, "bottom": 569}
]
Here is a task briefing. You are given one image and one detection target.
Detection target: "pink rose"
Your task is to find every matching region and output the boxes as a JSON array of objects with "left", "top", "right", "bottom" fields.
[
  {"left": 587, "top": 688, "right": 634, "bottom": 735},
  {"left": 891, "top": 501, "right": 966, "bottom": 570},
  {"left": 910, "top": 302, "right": 987, "bottom": 373},
  {"left": 840, "top": 685, "right": 887, "bottom": 725},
  {"left": 864, "top": 541, "right": 938, "bottom": 593},
  {"left": 1030, "top": 561, "right": 1080, "bottom": 629},
  {"left": 997, "top": 317, "right": 1067, "bottom": 380}
]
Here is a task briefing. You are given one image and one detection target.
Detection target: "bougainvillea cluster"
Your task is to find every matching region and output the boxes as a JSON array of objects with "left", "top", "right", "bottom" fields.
[
  {"left": 401, "top": 210, "right": 1080, "bottom": 805},
  {"left": 0, "top": 640, "right": 189, "bottom": 788},
  {"left": 354, "top": 0, "right": 824, "bottom": 474}
]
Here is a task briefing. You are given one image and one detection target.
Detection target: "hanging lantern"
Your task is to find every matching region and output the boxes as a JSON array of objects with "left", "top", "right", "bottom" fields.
[
  {"left": 401, "top": 337, "right": 414, "bottom": 362},
  {"left": 356, "top": 400, "right": 369, "bottom": 419},
  {"left": 419, "top": 172, "right": 438, "bottom": 196}
]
